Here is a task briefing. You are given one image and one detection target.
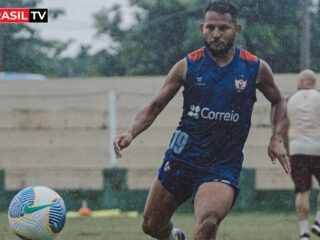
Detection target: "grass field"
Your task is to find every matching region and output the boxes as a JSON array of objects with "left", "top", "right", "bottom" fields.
[{"left": 0, "top": 211, "right": 305, "bottom": 240}]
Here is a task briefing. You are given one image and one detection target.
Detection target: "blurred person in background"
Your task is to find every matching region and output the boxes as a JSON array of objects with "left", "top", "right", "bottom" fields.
[
  {"left": 285, "top": 70, "right": 320, "bottom": 240},
  {"left": 114, "top": 1, "right": 290, "bottom": 239}
]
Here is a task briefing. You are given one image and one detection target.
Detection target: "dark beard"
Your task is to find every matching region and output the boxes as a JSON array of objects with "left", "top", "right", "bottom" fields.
[{"left": 203, "top": 38, "right": 234, "bottom": 58}]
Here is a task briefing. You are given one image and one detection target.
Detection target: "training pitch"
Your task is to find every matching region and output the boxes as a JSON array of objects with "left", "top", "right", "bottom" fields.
[{"left": 0, "top": 211, "right": 303, "bottom": 239}]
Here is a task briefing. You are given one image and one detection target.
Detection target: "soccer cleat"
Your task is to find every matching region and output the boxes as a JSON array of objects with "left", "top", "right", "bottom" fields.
[
  {"left": 312, "top": 221, "right": 320, "bottom": 237},
  {"left": 300, "top": 233, "right": 310, "bottom": 240},
  {"left": 172, "top": 228, "right": 186, "bottom": 240}
]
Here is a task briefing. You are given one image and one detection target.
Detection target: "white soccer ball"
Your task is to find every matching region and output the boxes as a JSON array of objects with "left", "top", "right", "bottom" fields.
[{"left": 8, "top": 186, "right": 66, "bottom": 240}]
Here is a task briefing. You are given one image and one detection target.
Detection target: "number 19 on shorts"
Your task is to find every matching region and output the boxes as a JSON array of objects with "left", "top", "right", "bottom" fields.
[{"left": 169, "top": 130, "right": 189, "bottom": 154}]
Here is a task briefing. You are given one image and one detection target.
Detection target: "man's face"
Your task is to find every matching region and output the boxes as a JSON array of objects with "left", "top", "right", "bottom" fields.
[{"left": 201, "top": 11, "right": 241, "bottom": 57}]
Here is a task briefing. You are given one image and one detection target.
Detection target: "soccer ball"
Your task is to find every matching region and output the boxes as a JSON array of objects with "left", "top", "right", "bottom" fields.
[{"left": 8, "top": 186, "right": 66, "bottom": 240}]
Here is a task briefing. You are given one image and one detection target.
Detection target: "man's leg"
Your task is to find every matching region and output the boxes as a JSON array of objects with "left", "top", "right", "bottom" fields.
[
  {"left": 193, "top": 182, "right": 234, "bottom": 240},
  {"left": 142, "top": 178, "right": 182, "bottom": 239},
  {"left": 296, "top": 191, "right": 311, "bottom": 238},
  {"left": 290, "top": 155, "right": 312, "bottom": 239}
]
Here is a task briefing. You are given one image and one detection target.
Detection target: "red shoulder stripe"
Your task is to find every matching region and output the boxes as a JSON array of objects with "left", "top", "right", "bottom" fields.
[
  {"left": 188, "top": 47, "right": 205, "bottom": 61},
  {"left": 240, "top": 49, "right": 258, "bottom": 62}
]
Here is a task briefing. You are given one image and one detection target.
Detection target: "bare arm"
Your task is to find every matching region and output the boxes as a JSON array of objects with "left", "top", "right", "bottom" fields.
[
  {"left": 256, "top": 60, "right": 290, "bottom": 174},
  {"left": 113, "top": 59, "right": 187, "bottom": 158},
  {"left": 282, "top": 115, "right": 290, "bottom": 153}
]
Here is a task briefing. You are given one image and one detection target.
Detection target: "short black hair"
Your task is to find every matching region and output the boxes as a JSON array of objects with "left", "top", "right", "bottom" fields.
[{"left": 204, "top": 1, "right": 238, "bottom": 23}]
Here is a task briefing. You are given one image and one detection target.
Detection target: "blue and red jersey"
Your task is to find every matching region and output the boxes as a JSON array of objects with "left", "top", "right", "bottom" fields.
[{"left": 163, "top": 46, "right": 260, "bottom": 187}]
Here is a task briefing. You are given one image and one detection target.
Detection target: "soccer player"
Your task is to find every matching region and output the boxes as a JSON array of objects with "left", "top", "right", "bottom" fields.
[
  {"left": 114, "top": 1, "right": 290, "bottom": 239},
  {"left": 286, "top": 70, "right": 320, "bottom": 240}
]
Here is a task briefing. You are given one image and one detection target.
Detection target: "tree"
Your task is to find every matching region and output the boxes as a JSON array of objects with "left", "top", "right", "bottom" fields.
[
  {"left": 233, "top": 0, "right": 301, "bottom": 72},
  {"left": 2, "top": 0, "right": 312, "bottom": 77},
  {"left": 93, "top": 0, "right": 204, "bottom": 75},
  {"left": 55, "top": 46, "right": 125, "bottom": 77},
  {"left": 310, "top": 0, "right": 320, "bottom": 72},
  {"left": 93, "top": 0, "right": 308, "bottom": 75}
]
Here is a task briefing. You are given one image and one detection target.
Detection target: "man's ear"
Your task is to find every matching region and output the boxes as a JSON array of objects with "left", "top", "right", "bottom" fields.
[
  {"left": 235, "top": 24, "right": 241, "bottom": 36},
  {"left": 200, "top": 23, "right": 204, "bottom": 33}
]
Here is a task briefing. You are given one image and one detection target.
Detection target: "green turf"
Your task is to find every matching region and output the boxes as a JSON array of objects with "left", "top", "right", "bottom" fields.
[{"left": 0, "top": 211, "right": 307, "bottom": 240}]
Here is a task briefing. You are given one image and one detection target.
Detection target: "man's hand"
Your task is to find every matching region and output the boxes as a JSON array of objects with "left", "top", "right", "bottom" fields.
[
  {"left": 113, "top": 132, "right": 133, "bottom": 159},
  {"left": 268, "top": 136, "right": 291, "bottom": 174}
]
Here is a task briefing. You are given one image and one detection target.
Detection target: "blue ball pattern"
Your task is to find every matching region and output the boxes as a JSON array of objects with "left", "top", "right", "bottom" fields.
[
  {"left": 48, "top": 197, "right": 66, "bottom": 233},
  {"left": 9, "top": 187, "right": 35, "bottom": 218}
]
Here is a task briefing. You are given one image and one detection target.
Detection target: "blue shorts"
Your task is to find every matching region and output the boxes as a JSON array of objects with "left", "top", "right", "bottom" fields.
[{"left": 158, "top": 160, "right": 239, "bottom": 205}]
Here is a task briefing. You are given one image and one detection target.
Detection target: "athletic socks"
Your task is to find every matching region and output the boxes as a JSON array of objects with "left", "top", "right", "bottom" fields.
[
  {"left": 299, "top": 220, "right": 309, "bottom": 237},
  {"left": 172, "top": 228, "right": 186, "bottom": 240},
  {"left": 159, "top": 228, "right": 186, "bottom": 240},
  {"left": 300, "top": 232, "right": 310, "bottom": 240}
]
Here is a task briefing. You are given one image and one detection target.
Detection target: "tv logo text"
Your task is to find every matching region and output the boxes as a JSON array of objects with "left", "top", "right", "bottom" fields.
[{"left": 0, "top": 8, "right": 48, "bottom": 23}]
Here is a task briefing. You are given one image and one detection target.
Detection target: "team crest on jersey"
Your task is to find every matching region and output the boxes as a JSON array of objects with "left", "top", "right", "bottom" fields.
[
  {"left": 234, "top": 77, "right": 248, "bottom": 92},
  {"left": 164, "top": 162, "right": 171, "bottom": 172}
]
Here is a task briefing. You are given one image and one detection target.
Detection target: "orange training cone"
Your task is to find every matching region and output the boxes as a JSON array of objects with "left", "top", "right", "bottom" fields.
[{"left": 79, "top": 200, "right": 92, "bottom": 217}]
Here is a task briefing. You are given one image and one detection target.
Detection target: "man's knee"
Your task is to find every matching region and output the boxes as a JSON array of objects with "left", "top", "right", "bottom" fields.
[
  {"left": 296, "top": 191, "right": 310, "bottom": 208},
  {"left": 142, "top": 216, "right": 170, "bottom": 238},
  {"left": 142, "top": 218, "right": 159, "bottom": 236},
  {"left": 194, "top": 215, "right": 219, "bottom": 238},
  {"left": 296, "top": 191, "right": 310, "bottom": 203}
]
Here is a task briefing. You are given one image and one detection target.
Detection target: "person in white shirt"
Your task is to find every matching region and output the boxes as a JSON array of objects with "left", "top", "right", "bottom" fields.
[{"left": 286, "top": 69, "right": 320, "bottom": 240}]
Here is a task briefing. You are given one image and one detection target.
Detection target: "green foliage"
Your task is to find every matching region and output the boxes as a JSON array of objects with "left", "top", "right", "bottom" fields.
[
  {"left": 241, "top": 23, "right": 299, "bottom": 72},
  {"left": 94, "top": 5, "right": 125, "bottom": 41},
  {"left": 93, "top": 0, "right": 203, "bottom": 75},
  {"left": 235, "top": 0, "right": 301, "bottom": 72},
  {"left": 1, "top": 0, "right": 317, "bottom": 77},
  {"left": 56, "top": 47, "right": 125, "bottom": 77}
]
